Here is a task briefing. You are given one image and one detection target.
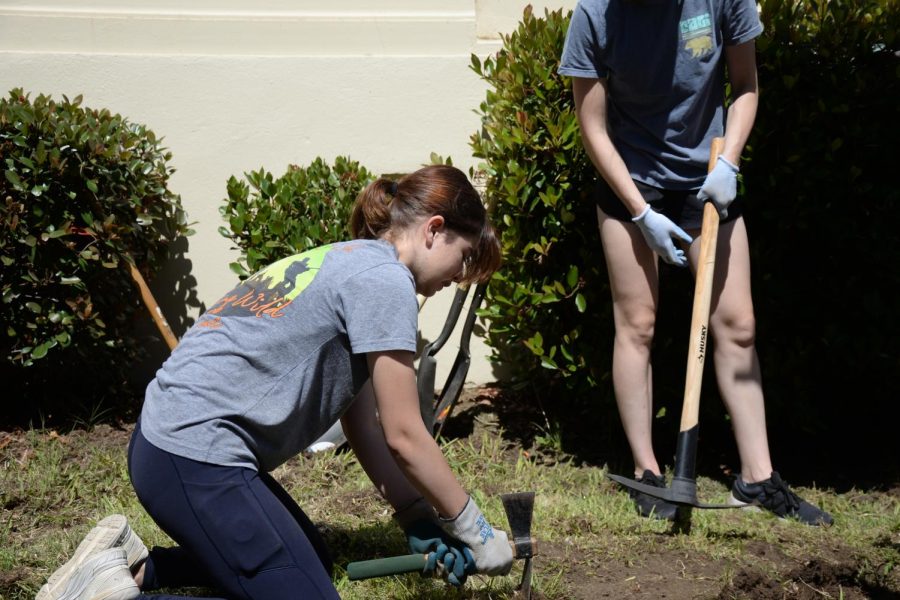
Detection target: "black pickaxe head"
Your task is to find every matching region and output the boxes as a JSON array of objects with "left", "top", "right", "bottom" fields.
[
  {"left": 607, "top": 474, "right": 737, "bottom": 509},
  {"left": 607, "top": 426, "right": 740, "bottom": 513},
  {"left": 501, "top": 491, "right": 537, "bottom": 599}
]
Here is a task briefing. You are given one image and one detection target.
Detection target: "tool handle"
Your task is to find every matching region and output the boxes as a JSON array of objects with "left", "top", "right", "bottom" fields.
[
  {"left": 432, "top": 282, "right": 487, "bottom": 437},
  {"left": 680, "top": 137, "right": 724, "bottom": 431},
  {"left": 127, "top": 261, "right": 178, "bottom": 351},
  {"left": 346, "top": 538, "right": 535, "bottom": 581},
  {"left": 347, "top": 553, "right": 427, "bottom": 580}
]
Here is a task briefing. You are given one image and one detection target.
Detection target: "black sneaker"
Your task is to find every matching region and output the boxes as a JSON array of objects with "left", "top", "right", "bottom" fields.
[
  {"left": 628, "top": 470, "right": 677, "bottom": 521},
  {"left": 730, "top": 471, "right": 833, "bottom": 526}
]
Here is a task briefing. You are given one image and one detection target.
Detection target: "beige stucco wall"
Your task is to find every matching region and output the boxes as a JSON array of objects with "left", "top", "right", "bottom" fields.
[{"left": 0, "top": 0, "right": 576, "bottom": 387}]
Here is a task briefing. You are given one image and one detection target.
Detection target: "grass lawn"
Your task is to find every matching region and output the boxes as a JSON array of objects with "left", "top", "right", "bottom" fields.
[{"left": 2, "top": 386, "right": 899, "bottom": 599}]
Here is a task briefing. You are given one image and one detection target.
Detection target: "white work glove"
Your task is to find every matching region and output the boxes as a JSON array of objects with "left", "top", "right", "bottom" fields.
[
  {"left": 439, "top": 497, "right": 513, "bottom": 576},
  {"left": 631, "top": 206, "right": 693, "bottom": 267},
  {"left": 697, "top": 155, "right": 739, "bottom": 218}
]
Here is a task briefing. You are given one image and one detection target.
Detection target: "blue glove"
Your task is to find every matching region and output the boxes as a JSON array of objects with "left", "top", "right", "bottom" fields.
[
  {"left": 395, "top": 498, "right": 474, "bottom": 587},
  {"left": 436, "top": 541, "right": 476, "bottom": 587},
  {"left": 697, "top": 155, "right": 739, "bottom": 218},
  {"left": 631, "top": 206, "right": 693, "bottom": 267}
]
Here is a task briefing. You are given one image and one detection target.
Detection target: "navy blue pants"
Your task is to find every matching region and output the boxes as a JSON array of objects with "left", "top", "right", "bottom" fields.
[{"left": 128, "top": 423, "right": 339, "bottom": 599}]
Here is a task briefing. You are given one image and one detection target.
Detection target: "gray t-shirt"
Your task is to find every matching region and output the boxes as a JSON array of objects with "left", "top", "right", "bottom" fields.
[
  {"left": 140, "top": 240, "right": 418, "bottom": 472},
  {"left": 559, "top": 0, "right": 763, "bottom": 188}
]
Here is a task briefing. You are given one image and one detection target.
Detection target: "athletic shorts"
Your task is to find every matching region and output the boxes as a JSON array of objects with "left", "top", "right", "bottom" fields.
[{"left": 594, "top": 178, "right": 743, "bottom": 230}]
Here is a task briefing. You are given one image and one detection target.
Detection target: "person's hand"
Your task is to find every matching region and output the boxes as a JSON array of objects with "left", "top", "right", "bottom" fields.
[
  {"left": 697, "top": 155, "right": 739, "bottom": 218},
  {"left": 434, "top": 543, "right": 475, "bottom": 587},
  {"left": 439, "top": 497, "right": 513, "bottom": 576},
  {"left": 394, "top": 498, "right": 474, "bottom": 586},
  {"left": 631, "top": 206, "right": 693, "bottom": 267}
]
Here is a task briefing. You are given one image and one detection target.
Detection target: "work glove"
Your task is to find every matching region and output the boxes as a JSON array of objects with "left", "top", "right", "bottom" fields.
[
  {"left": 631, "top": 206, "right": 693, "bottom": 267},
  {"left": 697, "top": 155, "right": 739, "bottom": 218},
  {"left": 439, "top": 496, "right": 513, "bottom": 576},
  {"left": 393, "top": 497, "right": 474, "bottom": 586}
]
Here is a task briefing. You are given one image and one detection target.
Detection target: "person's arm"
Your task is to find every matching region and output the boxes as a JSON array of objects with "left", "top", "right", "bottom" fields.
[
  {"left": 341, "top": 377, "right": 475, "bottom": 585},
  {"left": 340, "top": 378, "right": 425, "bottom": 512},
  {"left": 349, "top": 349, "right": 512, "bottom": 576},
  {"left": 573, "top": 76, "right": 692, "bottom": 265},
  {"left": 572, "top": 76, "right": 647, "bottom": 218},
  {"left": 697, "top": 39, "right": 759, "bottom": 217},
  {"left": 361, "top": 350, "right": 468, "bottom": 519},
  {"left": 722, "top": 39, "right": 759, "bottom": 165}
]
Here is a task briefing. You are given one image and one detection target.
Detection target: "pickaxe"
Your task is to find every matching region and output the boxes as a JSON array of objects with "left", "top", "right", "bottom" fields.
[
  {"left": 347, "top": 491, "right": 538, "bottom": 598},
  {"left": 607, "top": 138, "right": 741, "bottom": 531}
]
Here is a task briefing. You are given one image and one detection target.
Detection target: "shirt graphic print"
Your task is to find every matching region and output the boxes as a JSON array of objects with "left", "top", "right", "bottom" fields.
[
  {"left": 681, "top": 12, "right": 713, "bottom": 58},
  {"left": 200, "top": 245, "right": 332, "bottom": 327}
]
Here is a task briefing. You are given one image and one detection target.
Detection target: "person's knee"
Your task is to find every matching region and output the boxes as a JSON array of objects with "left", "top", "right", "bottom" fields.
[
  {"left": 713, "top": 312, "right": 756, "bottom": 348},
  {"left": 616, "top": 308, "right": 656, "bottom": 347}
]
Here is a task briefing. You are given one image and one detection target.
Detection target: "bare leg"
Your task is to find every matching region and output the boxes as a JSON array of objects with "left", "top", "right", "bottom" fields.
[
  {"left": 687, "top": 217, "right": 773, "bottom": 483},
  {"left": 597, "top": 207, "right": 662, "bottom": 477}
]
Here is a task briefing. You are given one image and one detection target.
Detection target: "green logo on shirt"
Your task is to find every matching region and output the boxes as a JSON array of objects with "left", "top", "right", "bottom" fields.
[{"left": 203, "top": 245, "right": 333, "bottom": 322}]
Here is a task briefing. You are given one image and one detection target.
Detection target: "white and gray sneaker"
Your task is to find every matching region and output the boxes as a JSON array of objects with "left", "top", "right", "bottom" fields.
[
  {"left": 37, "top": 515, "right": 148, "bottom": 600},
  {"left": 45, "top": 547, "right": 139, "bottom": 600}
]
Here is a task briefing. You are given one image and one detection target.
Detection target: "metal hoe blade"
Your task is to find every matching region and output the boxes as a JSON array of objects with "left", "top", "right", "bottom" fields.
[{"left": 501, "top": 491, "right": 536, "bottom": 599}]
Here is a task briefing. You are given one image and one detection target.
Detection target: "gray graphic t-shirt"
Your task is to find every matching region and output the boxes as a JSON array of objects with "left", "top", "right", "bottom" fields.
[
  {"left": 140, "top": 240, "right": 418, "bottom": 472},
  {"left": 559, "top": 0, "right": 763, "bottom": 188}
]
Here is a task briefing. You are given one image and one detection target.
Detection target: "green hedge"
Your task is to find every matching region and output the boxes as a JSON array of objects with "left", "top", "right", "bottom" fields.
[
  {"left": 471, "top": 3, "right": 900, "bottom": 465},
  {"left": 471, "top": 7, "right": 607, "bottom": 393},
  {"left": 0, "top": 90, "right": 191, "bottom": 424},
  {"left": 743, "top": 0, "right": 900, "bottom": 447},
  {"left": 219, "top": 157, "right": 375, "bottom": 277}
]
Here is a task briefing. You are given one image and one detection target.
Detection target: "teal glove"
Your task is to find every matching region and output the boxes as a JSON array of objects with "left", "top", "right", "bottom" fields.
[
  {"left": 697, "top": 155, "right": 739, "bottom": 218},
  {"left": 438, "top": 544, "right": 475, "bottom": 587},
  {"left": 394, "top": 498, "right": 474, "bottom": 586},
  {"left": 631, "top": 206, "right": 693, "bottom": 267}
]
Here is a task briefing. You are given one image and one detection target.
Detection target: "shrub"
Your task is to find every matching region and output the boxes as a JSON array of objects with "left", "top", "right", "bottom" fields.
[
  {"left": 0, "top": 89, "right": 190, "bottom": 422},
  {"left": 219, "top": 157, "right": 375, "bottom": 277},
  {"left": 470, "top": 7, "right": 610, "bottom": 398}
]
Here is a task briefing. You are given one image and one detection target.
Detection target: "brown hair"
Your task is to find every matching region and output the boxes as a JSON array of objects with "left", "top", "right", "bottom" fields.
[{"left": 350, "top": 165, "right": 501, "bottom": 285}]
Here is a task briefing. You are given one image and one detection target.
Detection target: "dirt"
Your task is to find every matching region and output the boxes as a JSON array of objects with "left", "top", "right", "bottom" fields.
[
  {"left": 3, "top": 386, "right": 900, "bottom": 599},
  {"left": 541, "top": 540, "right": 722, "bottom": 599}
]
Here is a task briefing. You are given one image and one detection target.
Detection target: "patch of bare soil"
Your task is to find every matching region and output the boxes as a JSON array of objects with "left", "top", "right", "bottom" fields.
[
  {"left": 542, "top": 540, "right": 722, "bottom": 599},
  {"left": 719, "top": 555, "right": 868, "bottom": 600}
]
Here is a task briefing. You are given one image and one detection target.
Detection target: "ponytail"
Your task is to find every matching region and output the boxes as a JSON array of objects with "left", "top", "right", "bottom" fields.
[{"left": 349, "top": 178, "right": 397, "bottom": 240}]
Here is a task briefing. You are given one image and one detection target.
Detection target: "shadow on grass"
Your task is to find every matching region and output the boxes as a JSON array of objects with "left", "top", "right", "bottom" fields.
[{"left": 440, "top": 384, "right": 900, "bottom": 495}]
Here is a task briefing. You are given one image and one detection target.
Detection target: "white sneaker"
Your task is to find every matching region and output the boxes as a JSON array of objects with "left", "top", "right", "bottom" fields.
[
  {"left": 50, "top": 547, "right": 139, "bottom": 600},
  {"left": 37, "top": 515, "right": 148, "bottom": 600}
]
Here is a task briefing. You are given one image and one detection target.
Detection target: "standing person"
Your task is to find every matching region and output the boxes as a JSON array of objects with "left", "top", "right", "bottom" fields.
[
  {"left": 38, "top": 164, "right": 513, "bottom": 600},
  {"left": 558, "top": 0, "right": 831, "bottom": 525}
]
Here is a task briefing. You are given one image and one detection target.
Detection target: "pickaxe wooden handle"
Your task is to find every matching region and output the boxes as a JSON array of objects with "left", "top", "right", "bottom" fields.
[
  {"left": 679, "top": 137, "right": 725, "bottom": 443},
  {"left": 127, "top": 259, "right": 178, "bottom": 351}
]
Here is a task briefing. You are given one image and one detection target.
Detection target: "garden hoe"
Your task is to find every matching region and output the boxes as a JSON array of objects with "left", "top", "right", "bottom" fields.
[
  {"left": 417, "top": 282, "right": 488, "bottom": 437},
  {"left": 607, "top": 137, "right": 741, "bottom": 531},
  {"left": 347, "top": 491, "right": 538, "bottom": 599}
]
